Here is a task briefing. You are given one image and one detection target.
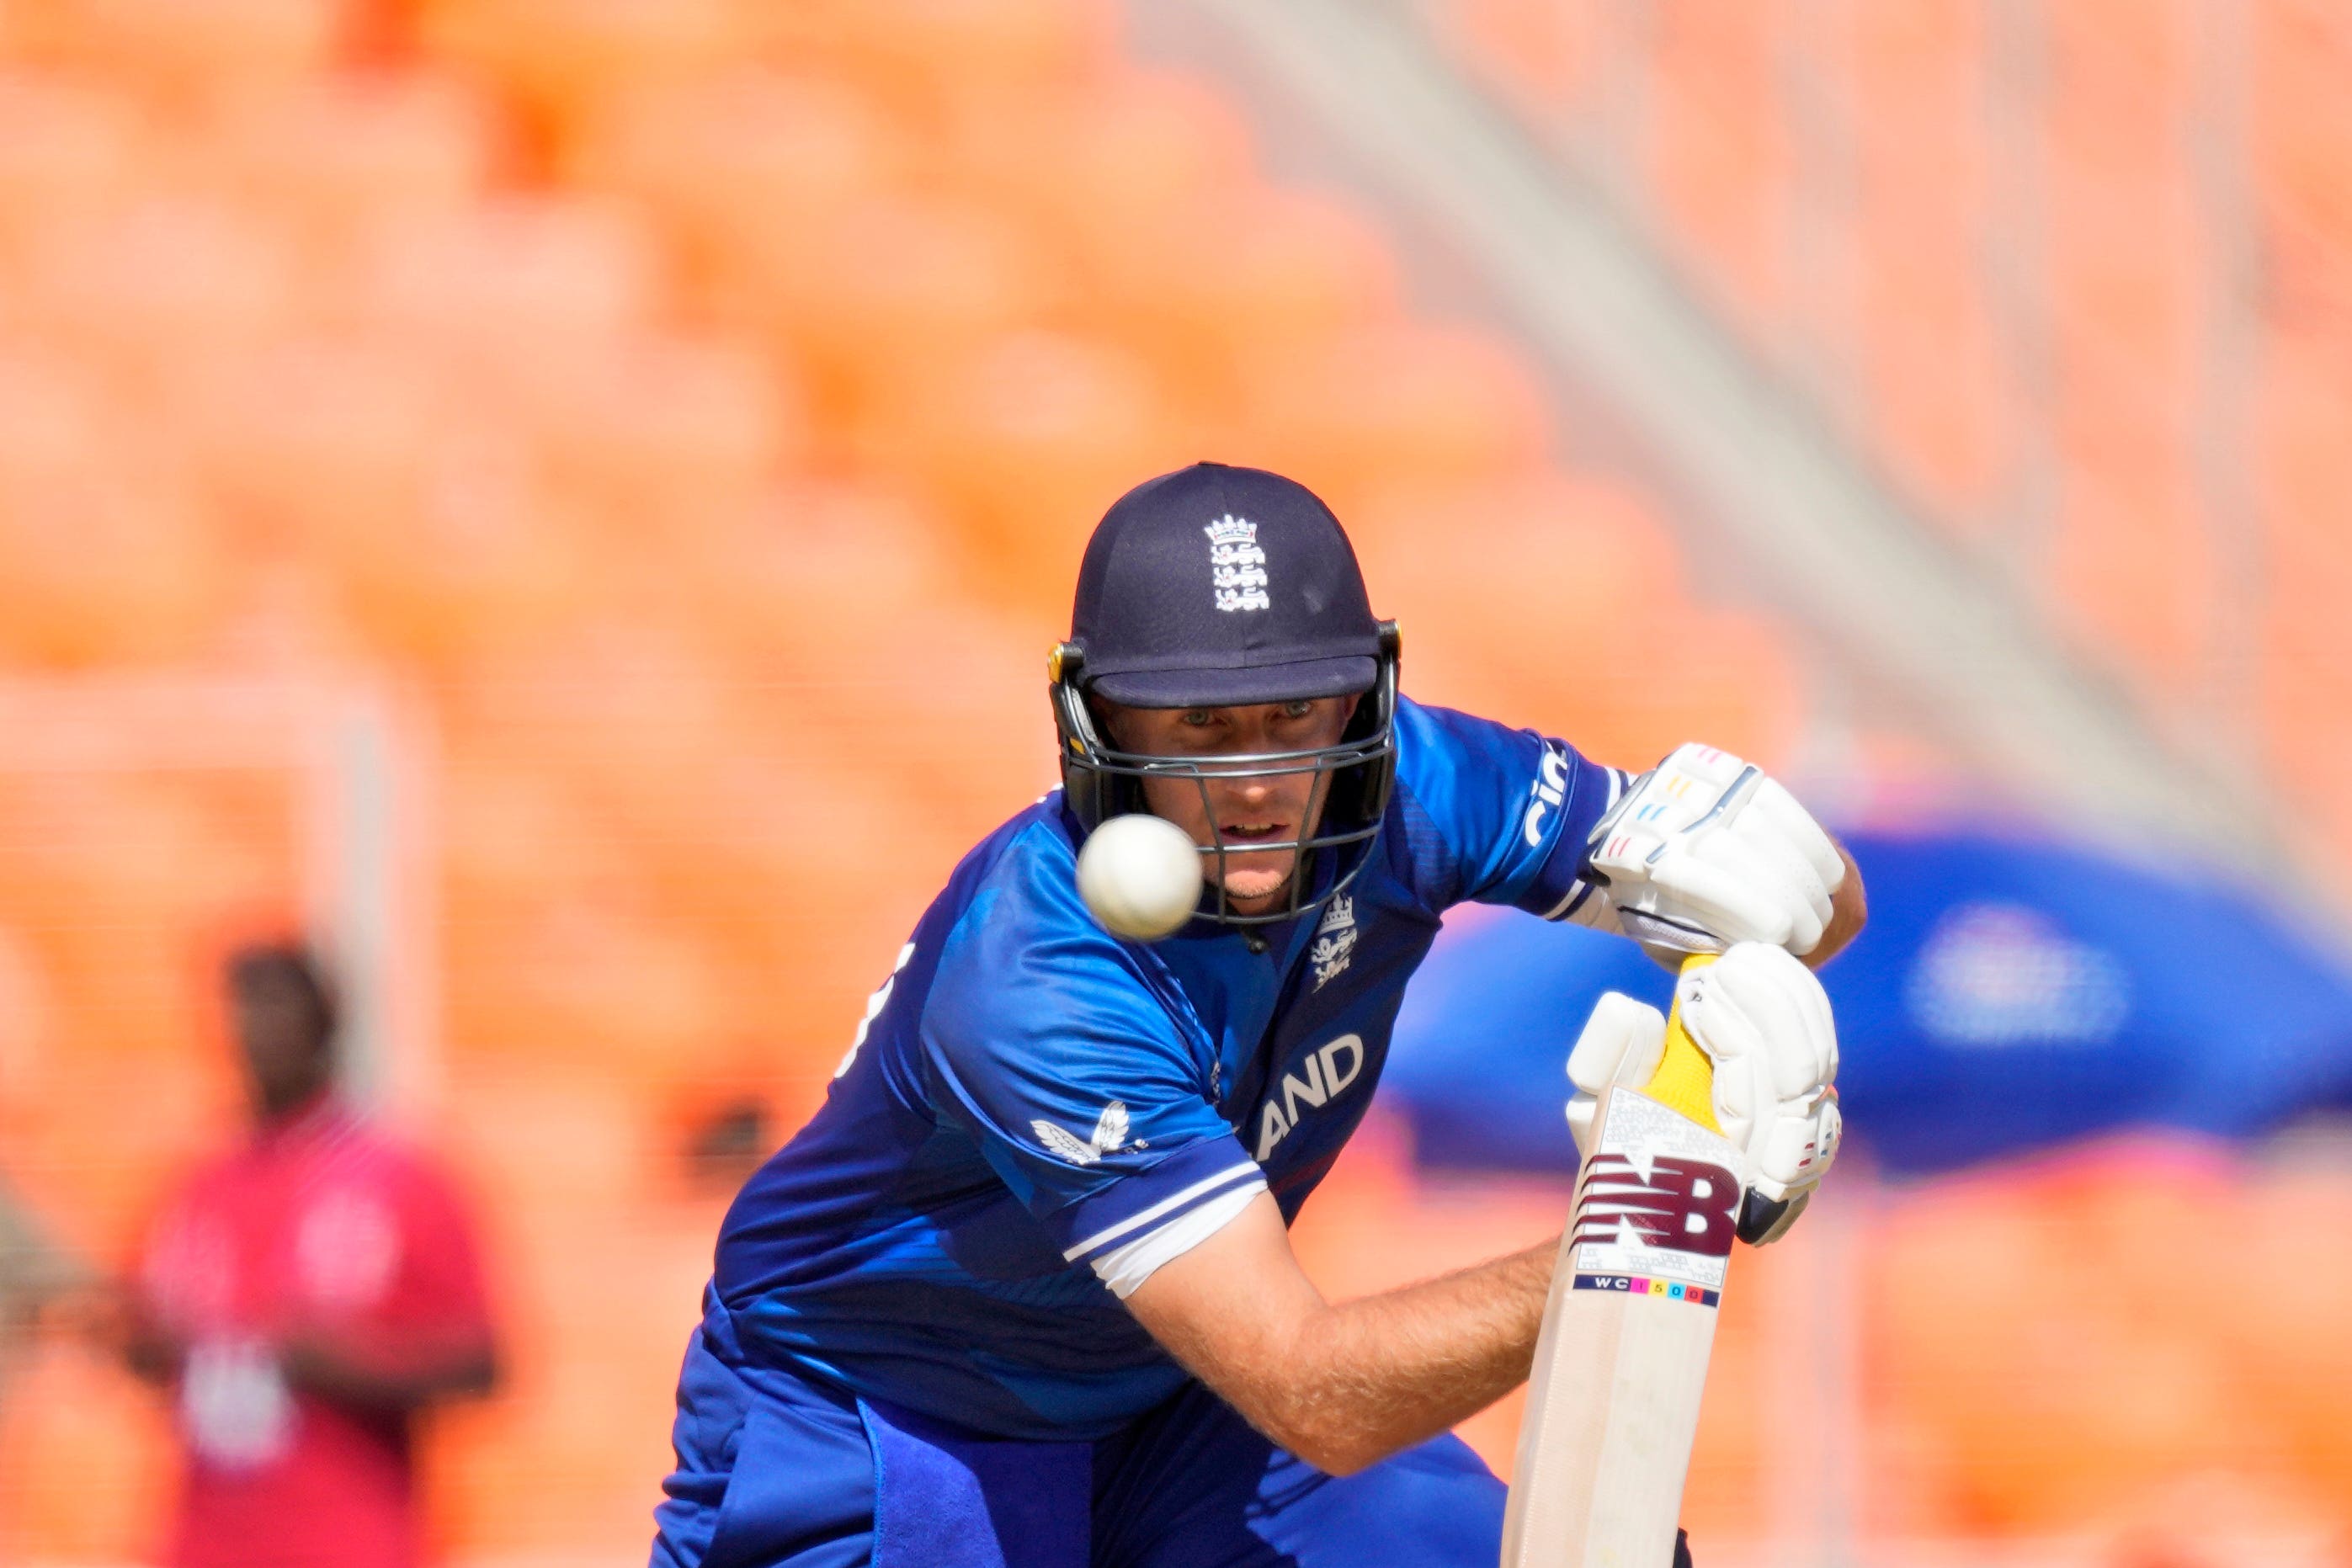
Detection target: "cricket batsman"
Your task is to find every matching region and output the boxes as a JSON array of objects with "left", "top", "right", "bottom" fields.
[{"left": 651, "top": 463, "right": 1863, "bottom": 1567}]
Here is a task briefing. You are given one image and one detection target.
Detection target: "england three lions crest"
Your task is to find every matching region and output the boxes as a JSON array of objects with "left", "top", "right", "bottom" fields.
[
  {"left": 1311, "top": 896, "right": 1359, "bottom": 990},
  {"left": 1205, "top": 515, "right": 1270, "bottom": 613}
]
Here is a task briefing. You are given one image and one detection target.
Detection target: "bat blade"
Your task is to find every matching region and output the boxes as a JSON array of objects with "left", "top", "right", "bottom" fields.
[{"left": 1502, "top": 956, "right": 1741, "bottom": 1568}]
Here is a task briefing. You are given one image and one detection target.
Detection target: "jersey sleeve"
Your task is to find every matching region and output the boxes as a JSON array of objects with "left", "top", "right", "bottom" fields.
[
  {"left": 923, "top": 840, "right": 1266, "bottom": 1299},
  {"left": 1388, "top": 695, "right": 1630, "bottom": 922}
]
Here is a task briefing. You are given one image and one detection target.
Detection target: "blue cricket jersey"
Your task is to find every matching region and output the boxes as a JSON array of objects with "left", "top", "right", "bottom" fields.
[{"left": 710, "top": 696, "right": 1626, "bottom": 1441}]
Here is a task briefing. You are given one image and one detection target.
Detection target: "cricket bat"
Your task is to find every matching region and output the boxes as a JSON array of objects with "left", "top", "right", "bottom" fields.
[{"left": 1501, "top": 954, "right": 1740, "bottom": 1568}]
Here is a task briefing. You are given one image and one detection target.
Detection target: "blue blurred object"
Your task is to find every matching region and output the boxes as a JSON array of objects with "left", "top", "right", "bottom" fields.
[{"left": 1383, "top": 828, "right": 2352, "bottom": 1177}]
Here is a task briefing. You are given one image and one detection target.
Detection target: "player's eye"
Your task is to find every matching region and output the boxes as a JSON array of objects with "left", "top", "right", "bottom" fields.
[
  {"left": 1178, "top": 709, "right": 1216, "bottom": 728},
  {"left": 1280, "top": 700, "right": 1315, "bottom": 720}
]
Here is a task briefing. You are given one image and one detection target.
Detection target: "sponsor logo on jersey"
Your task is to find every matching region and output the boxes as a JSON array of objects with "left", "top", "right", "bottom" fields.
[
  {"left": 1521, "top": 743, "right": 1571, "bottom": 847},
  {"left": 1204, "top": 515, "right": 1271, "bottom": 613},
  {"left": 1310, "top": 895, "right": 1358, "bottom": 990},
  {"left": 1033, "top": 1101, "right": 1131, "bottom": 1166},
  {"left": 1253, "top": 1034, "right": 1365, "bottom": 1161},
  {"left": 1567, "top": 1151, "right": 1738, "bottom": 1260}
]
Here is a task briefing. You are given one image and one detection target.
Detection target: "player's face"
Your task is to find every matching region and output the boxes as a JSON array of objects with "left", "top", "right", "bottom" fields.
[{"left": 1102, "top": 697, "right": 1354, "bottom": 915}]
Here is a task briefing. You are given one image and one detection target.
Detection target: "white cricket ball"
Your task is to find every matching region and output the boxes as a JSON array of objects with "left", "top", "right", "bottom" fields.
[{"left": 1076, "top": 813, "right": 1205, "bottom": 941}]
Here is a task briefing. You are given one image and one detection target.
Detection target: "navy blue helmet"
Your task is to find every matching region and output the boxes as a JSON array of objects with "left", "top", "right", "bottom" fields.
[{"left": 1049, "top": 462, "right": 1400, "bottom": 927}]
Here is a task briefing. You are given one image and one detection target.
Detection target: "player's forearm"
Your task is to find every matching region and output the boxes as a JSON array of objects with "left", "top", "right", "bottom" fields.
[
  {"left": 1243, "top": 1240, "right": 1557, "bottom": 1476},
  {"left": 1127, "top": 1193, "right": 1561, "bottom": 1476}
]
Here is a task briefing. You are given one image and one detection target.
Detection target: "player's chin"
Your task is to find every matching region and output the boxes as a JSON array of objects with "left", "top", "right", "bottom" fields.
[{"left": 1214, "top": 858, "right": 1296, "bottom": 910}]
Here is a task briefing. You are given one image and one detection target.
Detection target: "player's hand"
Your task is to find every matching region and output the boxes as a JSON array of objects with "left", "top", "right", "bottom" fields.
[
  {"left": 1585, "top": 744, "right": 1845, "bottom": 959},
  {"left": 1674, "top": 944, "right": 1840, "bottom": 1242},
  {"left": 1562, "top": 945, "right": 1840, "bottom": 1246}
]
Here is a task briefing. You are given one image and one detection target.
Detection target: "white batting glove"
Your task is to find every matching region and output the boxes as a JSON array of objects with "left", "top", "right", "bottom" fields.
[
  {"left": 1674, "top": 944, "right": 1841, "bottom": 1241},
  {"left": 1563, "top": 991, "right": 1666, "bottom": 1158},
  {"left": 1562, "top": 945, "right": 1841, "bottom": 1246},
  {"left": 1586, "top": 743, "right": 1846, "bottom": 958}
]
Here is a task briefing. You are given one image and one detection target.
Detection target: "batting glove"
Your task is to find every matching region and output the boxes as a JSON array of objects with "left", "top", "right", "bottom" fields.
[
  {"left": 1563, "top": 944, "right": 1842, "bottom": 1246},
  {"left": 1585, "top": 743, "right": 1845, "bottom": 959}
]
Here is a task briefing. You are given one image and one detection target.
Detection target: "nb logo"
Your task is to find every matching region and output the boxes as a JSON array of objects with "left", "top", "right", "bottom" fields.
[{"left": 1569, "top": 1154, "right": 1738, "bottom": 1259}]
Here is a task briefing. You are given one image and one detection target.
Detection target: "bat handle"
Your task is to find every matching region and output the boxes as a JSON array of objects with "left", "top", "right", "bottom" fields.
[{"left": 1639, "top": 953, "right": 1721, "bottom": 1133}]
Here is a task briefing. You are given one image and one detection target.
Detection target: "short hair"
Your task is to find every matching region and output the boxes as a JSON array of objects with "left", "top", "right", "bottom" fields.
[{"left": 225, "top": 941, "right": 340, "bottom": 1051}]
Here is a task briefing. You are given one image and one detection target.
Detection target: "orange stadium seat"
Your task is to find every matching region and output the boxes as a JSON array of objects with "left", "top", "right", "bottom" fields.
[
  {"left": 563, "top": 67, "right": 915, "bottom": 295},
  {"left": 1642, "top": 5, "right": 1791, "bottom": 336},
  {"left": 678, "top": 479, "right": 957, "bottom": 663},
  {"left": 173, "top": 331, "right": 444, "bottom": 553},
  {"left": 419, "top": 0, "right": 755, "bottom": 136},
  {"left": 344, "top": 194, "right": 663, "bottom": 401},
  {"left": 0, "top": 72, "right": 146, "bottom": 260},
  {"left": 522, "top": 332, "right": 804, "bottom": 545},
  {"left": 941, "top": 67, "right": 1255, "bottom": 261},
  {"left": 1855, "top": 244, "right": 2006, "bottom": 520},
  {"left": 721, "top": 189, "right": 1062, "bottom": 437},
  {"left": 0, "top": 386, "right": 227, "bottom": 666},
  {"left": 2253, "top": 9, "right": 2352, "bottom": 267},
  {"left": 328, "top": 428, "right": 599, "bottom": 667},
  {"left": 752, "top": 0, "right": 1112, "bottom": 128},
  {"left": 13, "top": 194, "right": 306, "bottom": 393},
  {"left": 1846, "top": 5, "right": 2003, "bottom": 518},
  {"left": 1083, "top": 185, "right": 1401, "bottom": 417},
  {"left": 1232, "top": 322, "right": 1550, "bottom": 521},
  {"left": 0, "top": 348, "right": 111, "bottom": 484},
  {"left": 1353, "top": 472, "right": 1801, "bottom": 764},
  {"left": 1440, "top": 0, "right": 1599, "bottom": 112},
  {"left": 1865, "top": 1151, "right": 2352, "bottom": 1535},
  {"left": 881, "top": 329, "right": 1184, "bottom": 617},
  {"left": 7, "top": 0, "right": 353, "bottom": 108},
  {"left": 447, "top": 890, "right": 738, "bottom": 1084},
  {"left": 0, "top": 769, "right": 284, "bottom": 1069},
  {"left": 1434, "top": 0, "right": 2352, "bottom": 910},
  {"left": 2046, "top": 410, "right": 2210, "bottom": 702},
  {"left": 0, "top": 1341, "right": 177, "bottom": 1561},
  {"left": 191, "top": 72, "right": 499, "bottom": 255},
  {"left": 2211, "top": 1159, "right": 2352, "bottom": 1496},
  {"left": 673, "top": 478, "right": 1061, "bottom": 824}
]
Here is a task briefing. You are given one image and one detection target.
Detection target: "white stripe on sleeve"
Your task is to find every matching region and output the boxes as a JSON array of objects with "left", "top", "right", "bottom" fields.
[
  {"left": 1061, "top": 1161, "right": 1264, "bottom": 1263},
  {"left": 1089, "top": 1181, "right": 1265, "bottom": 1300}
]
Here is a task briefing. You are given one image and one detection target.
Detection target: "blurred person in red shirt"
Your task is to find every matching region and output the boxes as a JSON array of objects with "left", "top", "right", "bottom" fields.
[{"left": 124, "top": 943, "right": 499, "bottom": 1568}]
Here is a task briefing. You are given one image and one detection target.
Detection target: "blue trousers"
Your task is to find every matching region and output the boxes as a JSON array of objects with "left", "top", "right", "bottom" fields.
[{"left": 649, "top": 1301, "right": 1506, "bottom": 1568}]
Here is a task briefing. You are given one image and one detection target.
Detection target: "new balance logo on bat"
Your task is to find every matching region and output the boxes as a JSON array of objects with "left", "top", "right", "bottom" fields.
[
  {"left": 1034, "top": 1102, "right": 1131, "bottom": 1166},
  {"left": 1569, "top": 1153, "right": 1738, "bottom": 1259}
]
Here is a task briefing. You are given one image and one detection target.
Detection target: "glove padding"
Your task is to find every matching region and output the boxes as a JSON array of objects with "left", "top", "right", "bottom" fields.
[
  {"left": 1564, "top": 944, "right": 1841, "bottom": 1246},
  {"left": 1586, "top": 743, "right": 1845, "bottom": 958},
  {"left": 1562, "top": 991, "right": 1664, "bottom": 1157}
]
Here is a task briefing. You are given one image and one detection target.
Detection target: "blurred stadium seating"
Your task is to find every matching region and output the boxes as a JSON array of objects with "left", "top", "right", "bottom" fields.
[
  {"left": 1427, "top": 0, "right": 2352, "bottom": 887},
  {"left": 0, "top": 1, "right": 2343, "bottom": 1564}
]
